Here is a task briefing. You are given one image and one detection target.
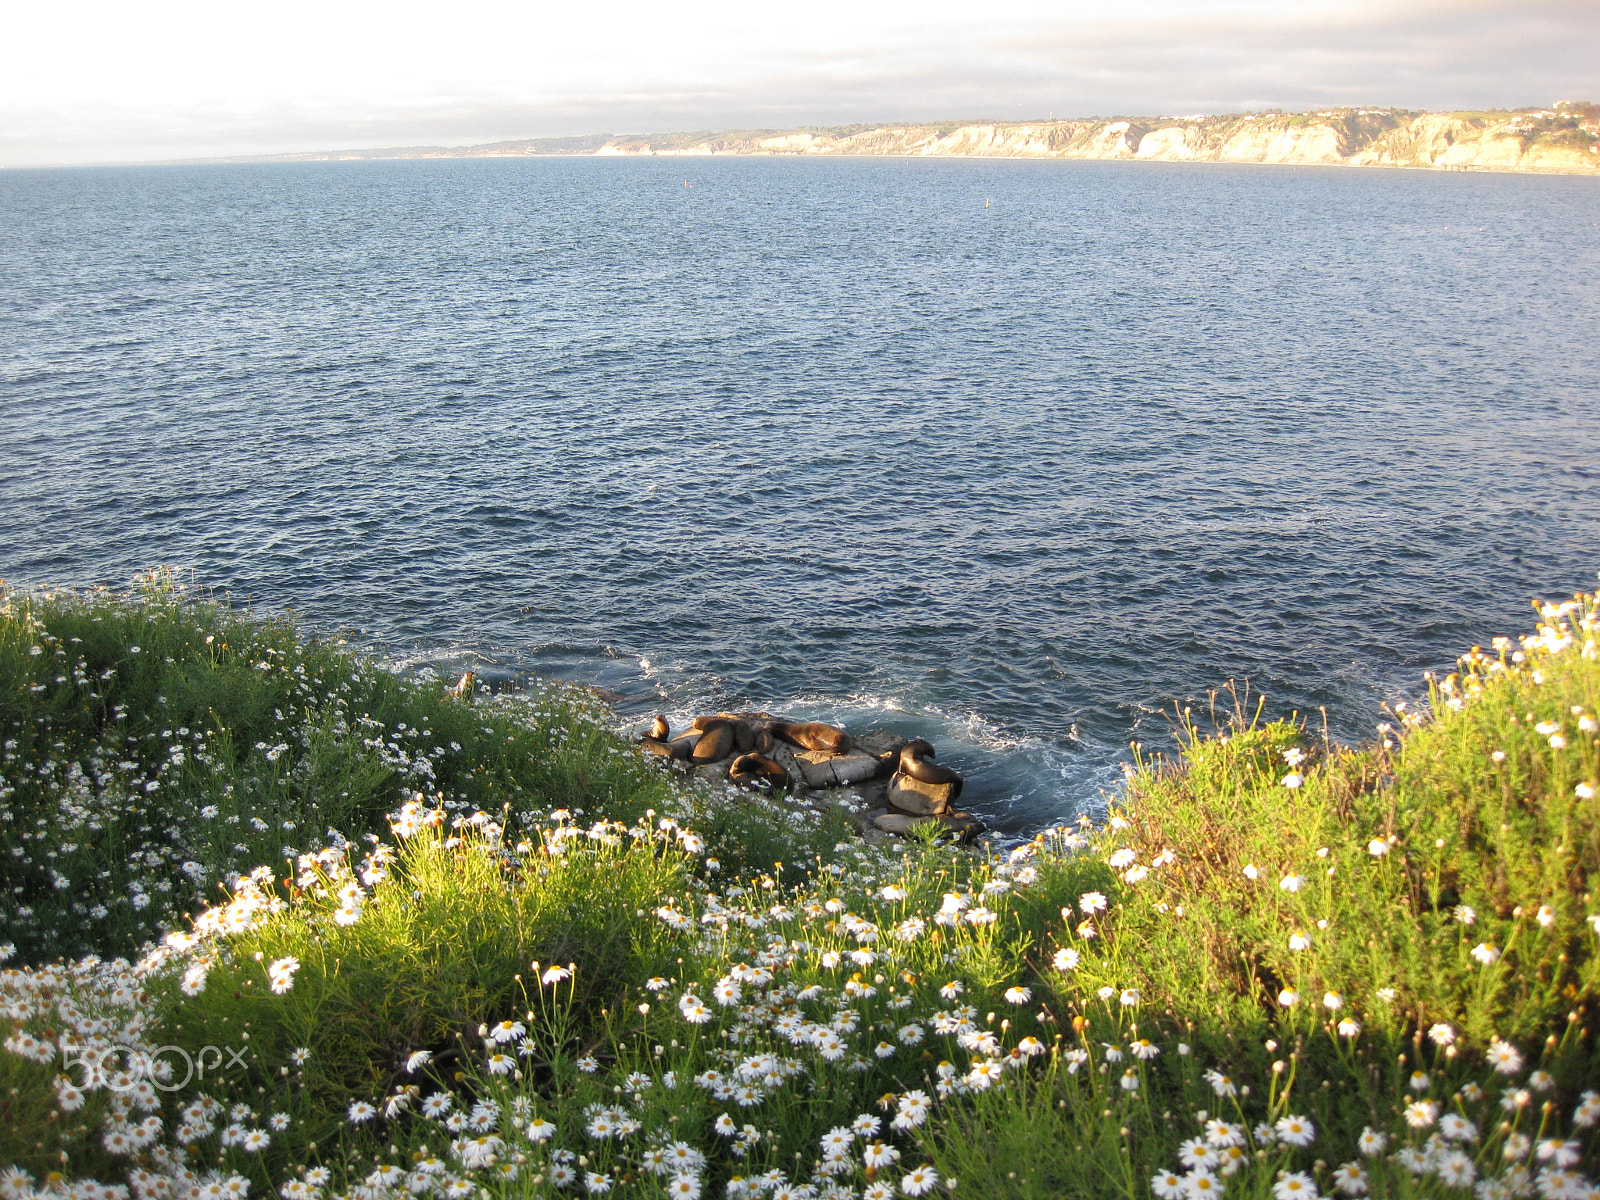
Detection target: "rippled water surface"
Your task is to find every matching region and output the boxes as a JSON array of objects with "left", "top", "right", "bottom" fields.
[{"left": 4, "top": 157, "right": 1598, "bottom": 832}]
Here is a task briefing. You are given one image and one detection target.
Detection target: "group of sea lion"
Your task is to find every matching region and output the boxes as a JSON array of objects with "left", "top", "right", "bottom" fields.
[
  {"left": 636, "top": 712, "right": 981, "bottom": 841},
  {"left": 640, "top": 712, "right": 857, "bottom": 790}
]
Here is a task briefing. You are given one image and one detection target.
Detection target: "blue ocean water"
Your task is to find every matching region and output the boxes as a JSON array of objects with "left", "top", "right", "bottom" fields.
[{"left": 3, "top": 156, "right": 1598, "bottom": 833}]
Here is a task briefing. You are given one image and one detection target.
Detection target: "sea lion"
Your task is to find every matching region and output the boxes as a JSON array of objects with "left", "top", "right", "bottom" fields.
[
  {"left": 689, "top": 719, "right": 737, "bottom": 763},
  {"left": 752, "top": 728, "right": 775, "bottom": 754},
  {"left": 728, "top": 752, "right": 790, "bottom": 789},
  {"left": 770, "top": 720, "right": 853, "bottom": 756},
  {"left": 690, "top": 713, "right": 757, "bottom": 753},
  {"left": 448, "top": 671, "right": 477, "bottom": 701},
  {"left": 638, "top": 716, "right": 693, "bottom": 760},
  {"left": 897, "top": 740, "right": 964, "bottom": 797}
]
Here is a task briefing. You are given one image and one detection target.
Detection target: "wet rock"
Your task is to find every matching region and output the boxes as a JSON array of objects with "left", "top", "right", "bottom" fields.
[
  {"left": 853, "top": 805, "right": 889, "bottom": 834},
  {"left": 853, "top": 730, "right": 911, "bottom": 774},
  {"left": 833, "top": 778, "right": 889, "bottom": 813},
  {"left": 692, "top": 758, "right": 737, "bottom": 785},
  {"left": 860, "top": 826, "right": 897, "bottom": 847},
  {"left": 641, "top": 711, "right": 981, "bottom": 846},
  {"left": 873, "top": 808, "right": 985, "bottom": 843},
  {"left": 764, "top": 741, "right": 809, "bottom": 787},
  {"left": 941, "top": 811, "right": 987, "bottom": 843},
  {"left": 887, "top": 772, "right": 959, "bottom": 817},
  {"left": 793, "top": 749, "right": 882, "bottom": 788},
  {"left": 874, "top": 812, "right": 933, "bottom": 836}
]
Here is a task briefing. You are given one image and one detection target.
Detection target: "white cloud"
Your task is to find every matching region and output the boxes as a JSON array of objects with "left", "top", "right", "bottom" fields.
[{"left": 2, "top": 0, "right": 1594, "bottom": 166}]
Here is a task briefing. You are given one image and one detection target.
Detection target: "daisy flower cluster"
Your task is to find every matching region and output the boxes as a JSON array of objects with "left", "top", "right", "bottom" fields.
[
  {"left": 2, "top": 789, "right": 1597, "bottom": 1200},
  {"left": 0, "top": 573, "right": 705, "bottom": 967},
  {"left": 1147, "top": 1030, "right": 1600, "bottom": 1200},
  {"left": 0, "top": 953, "right": 267, "bottom": 1200},
  {"left": 2, "top": 578, "right": 1599, "bottom": 1200}
]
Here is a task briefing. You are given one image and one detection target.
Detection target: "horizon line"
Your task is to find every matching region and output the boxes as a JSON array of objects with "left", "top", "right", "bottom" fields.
[{"left": 4, "top": 100, "right": 1588, "bottom": 172}]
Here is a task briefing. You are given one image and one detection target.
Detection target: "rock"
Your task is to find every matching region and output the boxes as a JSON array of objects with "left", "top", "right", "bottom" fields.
[
  {"left": 873, "top": 808, "right": 985, "bottom": 843},
  {"left": 874, "top": 812, "right": 933, "bottom": 836},
  {"left": 833, "top": 778, "right": 889, "bottom": 813},
  {"left": 854, "top": 806, "right": 891, "bottom": 834},
  {"left": 941, "top": 811, "right": 987, "bottom": 843},
  {"left": 764, "top": 741, "right": 809, "bottom": 788},
  {"left": 793, "top": 749, "right": 882, "bottom": 789},
  {"left": 691, "top": 758, "right": 737, "bottom": 785},
  {"left": 887, "top": 772, "right": 959, "bottom": 817},
  {"left": 852, "top": 730, "right": 910, "bottom": 774},
  {"left": 670, "top": 712, "right": 984, "bottom": 845}
]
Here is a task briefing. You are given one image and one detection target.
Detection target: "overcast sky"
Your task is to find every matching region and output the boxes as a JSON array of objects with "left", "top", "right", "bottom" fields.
[{"left": 3, "top": 0, "right": 1596, "bottom": 167}]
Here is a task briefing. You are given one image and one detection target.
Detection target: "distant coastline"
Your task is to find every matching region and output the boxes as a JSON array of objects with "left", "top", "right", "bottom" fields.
[{"left": 191, "top": 103, "right": 1600, "bottom": 176}]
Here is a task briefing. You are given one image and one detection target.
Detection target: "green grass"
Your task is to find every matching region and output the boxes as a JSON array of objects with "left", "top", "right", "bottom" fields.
[
  {"left": 0, "top": 570, "right": 825, "bottom": 964},
  {"left": 1, "top": 574, "right": 1598, "bottom": 1199}
]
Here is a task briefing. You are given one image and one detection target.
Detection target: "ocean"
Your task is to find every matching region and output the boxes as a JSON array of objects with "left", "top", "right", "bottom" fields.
[{"left": 3, "top": 155, "right": 1598, "bottom": 834}]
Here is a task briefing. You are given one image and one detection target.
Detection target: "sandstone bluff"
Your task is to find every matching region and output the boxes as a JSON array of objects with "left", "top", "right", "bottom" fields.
[{"left": 253, "top": 103, "right": 1600, "bottom": 175}]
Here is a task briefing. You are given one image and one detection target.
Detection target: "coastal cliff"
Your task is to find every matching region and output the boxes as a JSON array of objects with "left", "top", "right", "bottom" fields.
[
  {"left": 588, "top": 105, "right": 1600, "bottom": 174},
  {"left": 261, "top": 103, "right": 1600, "bottom": 175}
]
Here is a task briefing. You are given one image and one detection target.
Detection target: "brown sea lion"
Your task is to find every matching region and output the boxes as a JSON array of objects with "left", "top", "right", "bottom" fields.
[
  {"left": 752, "top": 728, "right": 775, "bottom": 754},
  {"left": 639, "top": 716, "right": 695, "bottom": 760},
  {"left": 771, "top": 720, "right": 853, "bottom": 755},
  {"left": 898, "top": 740, "right": 964, "bottom": 798},
  {"left": 728, "top": 752, "right": 790, "bottom": 789},
  {"left": 689, "top": 719, "right": 737, "bottom": 763},
  {"left": 447, "top": 671, "right": 477, "bottom": 701},
  {"left": 689, "top": 713, "right": 757, "bottom": 752}
]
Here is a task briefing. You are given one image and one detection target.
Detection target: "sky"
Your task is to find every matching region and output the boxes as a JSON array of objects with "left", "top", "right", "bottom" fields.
[{"left": 3, "top": 0, "right": 1597, "bottom": 167}]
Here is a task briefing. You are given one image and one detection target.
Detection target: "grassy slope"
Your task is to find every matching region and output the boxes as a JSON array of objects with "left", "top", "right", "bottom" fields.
[
  {"left": 1, "top": 575, "right": 1597, "bottom": 1199},
  {"left": 0, "top": 573, "right": 840, "bottom": 964}
]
